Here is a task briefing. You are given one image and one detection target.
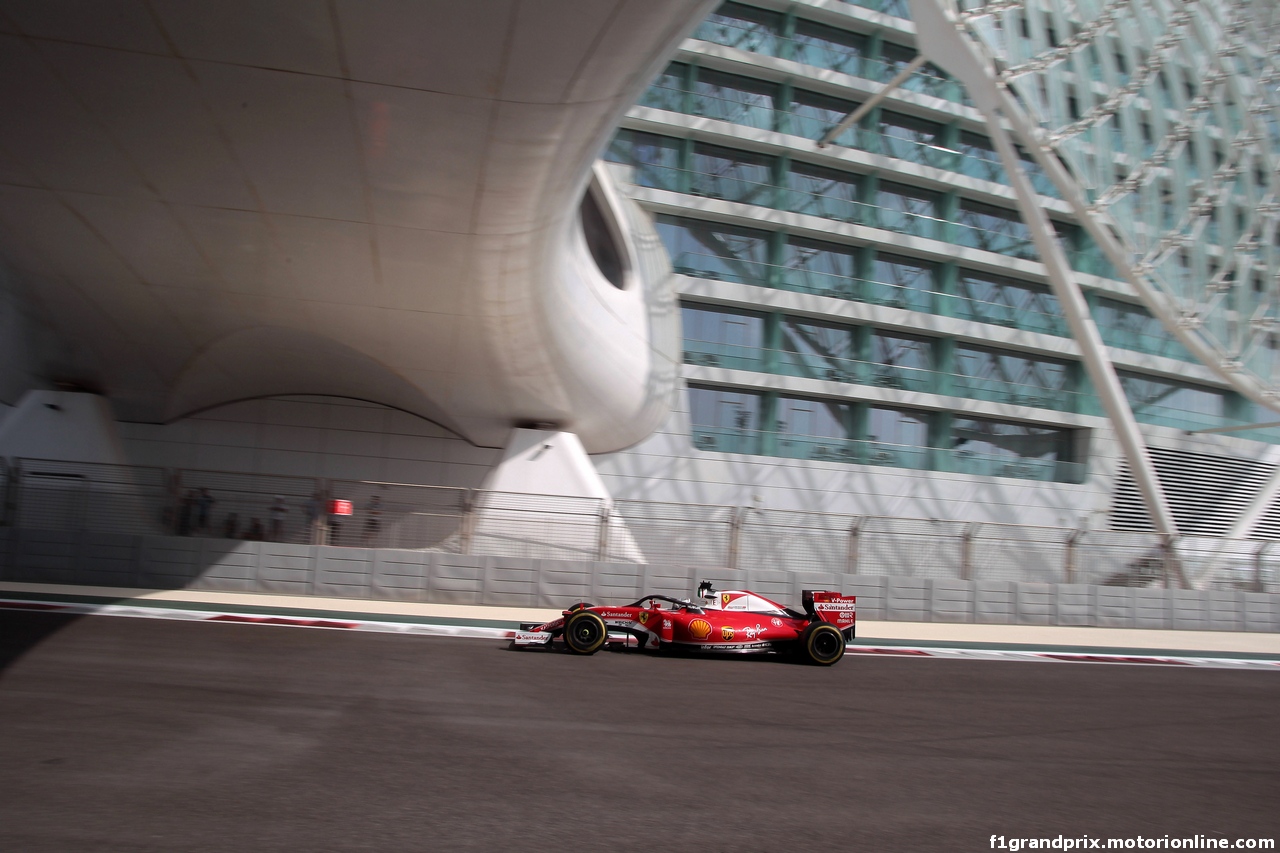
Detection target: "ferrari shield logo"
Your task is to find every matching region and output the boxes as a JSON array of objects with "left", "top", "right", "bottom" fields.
[
  {"left": 721, "top": 593, "right": 731, "bottom": 606},
  {"left": 721, "top": 626, "right": 734, "bottom": 641},
  {"left": 638, "top": 611, "right": 649, "bottom": 624}
]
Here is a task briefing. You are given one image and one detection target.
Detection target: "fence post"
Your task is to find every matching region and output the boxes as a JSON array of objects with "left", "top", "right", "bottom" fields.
[
  {"left": 847, "top": 516, "right": 863, "bottom": 575},
  {"left": 0, "top": 457, "right": 14, "bottom": 527},
  {"left": 1254, "top": 541, "right": 1271, "bottom": 593},
  {"left": 1161, "top": 535, "right": 1187, "bottom": 589},
  {"left": 164, "top": 468, "right": 182, "bottom": 535},
  {"left": 960, "top": 522, "right": 978, "bottom": 581},
  {"left": 1064, "top": 528, "right": 1083, "bottom": 584},
  {"left": 459, "top": 489, "right": 477, "bottom": 555},
  {"left": 727, "top": 506, "right": 745, "bottom": 569},
  {"left": 313, "top": 479, "right": 331, "bottom": 545},
  {"left": 596, "top": 501, "right": 611, "bottom": 562}
]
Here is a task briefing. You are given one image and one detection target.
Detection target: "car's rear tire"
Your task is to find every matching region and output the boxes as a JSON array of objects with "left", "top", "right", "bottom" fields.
[
  {"left": 800, "top": 622, "right": 845, "bottom": 665},
  {"left": 563, "top": 610, "right": 607, "bottom": 655}
]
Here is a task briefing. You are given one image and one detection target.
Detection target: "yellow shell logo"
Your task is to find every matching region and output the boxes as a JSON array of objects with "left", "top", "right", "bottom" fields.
[
  {"left": 721, "top": 593, "right": 731, "bottom": 606},
  {"left": 638, "top": 611, "right": 649, "bottom": 624},
  {"left": 688, "top": 619, "right": 713, "bottom": 640},
  {"left": 721, "top": 626, "right": 735, "bottom": 641}
]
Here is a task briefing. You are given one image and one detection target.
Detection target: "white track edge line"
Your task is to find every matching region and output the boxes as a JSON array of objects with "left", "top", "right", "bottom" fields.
[{"left": 4, "top": 598, "right": 1279, "bottom": 670}]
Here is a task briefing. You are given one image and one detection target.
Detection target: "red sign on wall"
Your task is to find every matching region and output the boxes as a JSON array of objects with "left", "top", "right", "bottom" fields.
[{"left": 329, "top": 499, "right": 354, "bottom": 516}]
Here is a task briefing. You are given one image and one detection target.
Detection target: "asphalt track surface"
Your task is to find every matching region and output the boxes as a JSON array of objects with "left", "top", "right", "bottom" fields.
[{"left": 1, "top": 612, "right": 1277, "bottom": 852}]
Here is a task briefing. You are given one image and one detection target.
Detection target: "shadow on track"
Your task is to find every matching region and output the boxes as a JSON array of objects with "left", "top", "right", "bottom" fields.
[{"left": 0, "top": 610, "right": 85, "bottom": 675}]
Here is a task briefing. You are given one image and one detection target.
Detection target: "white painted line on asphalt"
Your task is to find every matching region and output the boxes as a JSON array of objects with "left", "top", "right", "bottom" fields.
[
  {"left": 845, "top": 644, "right": 1280, "bottom": 670},
  {"left": 5, "top": 598, "right": 1279, "bottom": 670}
]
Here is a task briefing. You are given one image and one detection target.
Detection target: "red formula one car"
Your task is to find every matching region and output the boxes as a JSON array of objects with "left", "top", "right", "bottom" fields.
[{"left": 513, "top": 581, "right": 856, "bottom": 665}]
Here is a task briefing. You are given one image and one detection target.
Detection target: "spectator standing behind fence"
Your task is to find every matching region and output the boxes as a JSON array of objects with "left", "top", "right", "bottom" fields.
[
  {"left": 246, "top": 518, "right": 264, "bottom": 541},
  {"left": 269, "top": 496, "right": 288, "bottom": 541},
  {"left": 195, "top": 488, "right": 215, "bottom": 533},
  {"left": 363, "top": 495, "right": 382, "bottom": 544},
  {"left": 177, "top": 489, "right": 196, "bottom": 535}
]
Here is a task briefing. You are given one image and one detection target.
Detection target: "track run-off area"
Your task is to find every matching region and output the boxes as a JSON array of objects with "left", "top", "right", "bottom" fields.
[{"left": 1, "top": 607, "right": 1277, "bottom": 852}]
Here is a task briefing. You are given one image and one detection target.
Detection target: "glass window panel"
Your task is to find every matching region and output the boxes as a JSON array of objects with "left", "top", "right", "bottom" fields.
[
  {"left": 791, "top": 20, "right": 866, "bottom": 76},
  {"left": 956, "top": 270, "right": 1062, "bottom": 333},
  {"left": 876, "top": 182, "right": 940, "bottom": 238},
  {"left": 656, "top": 215, "right": 771, "bottom": 285},
  {"left": 867, "top": 407, "right": 929, "bottom": 446},
  {"left": 881, "top": 41, "right": 952, "bottom": 98},
  {"left": 692, "top": 68, "right": 778, "bottom": 130},
  {"left": 689, "top": 143, "right": 774, "bottom": 205},
  {"left": 688, "top": 385, "right": 764, "bottom": 453},
  {"left": 779, "top": 318, "right": 854, "bottom": 358},
  {"left": 778, "top": 318, "right": 856, "bottom": 380},
  {"left": 869, "top": 254, "right": 934, "bottom": 310},
  {"left": 1093, "top": 297, "right": 1191, "bottom": 360},
  {"left": 954, "top": 345, "right": 1070, "bottom": 406},
  {"left": 957, "top": 131, "right": 1003, "bottom": 182},
  {"left": 778, "top": 238, "right": 858, "bottom": 297},
  {"left": 689, "top": 386, "right": 761, "bottom": 429},
  {"left": 956, "top": 201, "right": 1036, "bottom": 259},
  {"left": 776, "top": 396, "right": 851, "bottom": 439},
  {"left": 878, "top": 111, "right": 942, "bottom": 166},
  {"left": 1118, "top": 372, "right": 1226, "bottom": 428},
  {"left": 951, "top": 417, "right": 1072, "bottom": 462},
  {"left": 604, "top": 130, "right": 682, "bottom": 191},
  {"left": 871, "top": 331, "right": 932, "bottom": 390},
  {"left": 872, "top": 332, "right": 932, "bottom": 370},
  {"left": 789, "top": 88, "right": 859, "bottom": 147},
  {"left": 681, "top": 304, "right": 764, "bottom": 348},
  {"left": 694, "top": 2, "right": 782, "bottom": 54},
  {"left": 786, "top": 161, "right": 860, "bottom": 222},
  {"left": 638, "top": 63, "right": 687, "bottom": 112}
]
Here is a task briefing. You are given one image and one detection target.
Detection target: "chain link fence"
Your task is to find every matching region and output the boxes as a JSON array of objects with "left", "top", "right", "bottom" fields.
[
  {"left": 470, "top": 491, "right": 606, "bottom": 560},
  {"left": 856, "top": 517, "right": 969, "bottom": 580},
  {"left": 739, "top": 509, "right": 852, "bottom": 575},
  {"left": 9, "top": 458, "right": 171, "bottom": 535},
  {"left": 328, "top": 480, "right": 467, "bottom": 551},
  {"left": 970, "top": 522, "right": 1075, "bottom": 584},
  {"left": 0, "top": 456, "right": 1276, "bottom": 592},
  {"left": 609, "top": 500, "right": 734, "bottom": 566},
  {"left": 174, "top": 469, "right": 321, "bottom": 543}
]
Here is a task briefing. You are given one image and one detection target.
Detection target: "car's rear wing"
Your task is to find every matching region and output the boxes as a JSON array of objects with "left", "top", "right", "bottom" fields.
[{"left": 803, "top": 590, "right": 856, "bottom": 635}]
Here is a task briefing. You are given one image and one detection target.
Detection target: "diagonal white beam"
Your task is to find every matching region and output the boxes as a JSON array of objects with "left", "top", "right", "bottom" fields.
[{"left": 909, "top": 0, "right": 1186, "bottom": 586}]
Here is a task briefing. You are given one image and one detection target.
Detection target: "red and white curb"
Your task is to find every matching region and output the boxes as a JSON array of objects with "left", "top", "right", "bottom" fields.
[{"left": 4, "top": 597, "right": 1279, "bottom": 670}]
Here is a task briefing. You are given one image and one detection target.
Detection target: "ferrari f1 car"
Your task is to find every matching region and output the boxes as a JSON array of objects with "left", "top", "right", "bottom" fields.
[{"left": 512, "top": 581, "right": 856, "bottom": 665}]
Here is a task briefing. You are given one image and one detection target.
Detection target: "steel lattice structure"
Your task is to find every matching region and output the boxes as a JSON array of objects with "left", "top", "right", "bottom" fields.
[{"left": 952, "top": 0, "right": 1280, "bottom": 410}]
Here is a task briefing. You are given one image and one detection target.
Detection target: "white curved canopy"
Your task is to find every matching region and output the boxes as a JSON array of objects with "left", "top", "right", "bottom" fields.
[{"left": 0, "top": 0, "right": 715, "bottom": 451}]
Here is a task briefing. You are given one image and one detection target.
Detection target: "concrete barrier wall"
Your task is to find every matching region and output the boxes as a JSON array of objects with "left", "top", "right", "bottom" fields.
[{"left": 1, "top": 528, "right": 1277, "bottom": 632}]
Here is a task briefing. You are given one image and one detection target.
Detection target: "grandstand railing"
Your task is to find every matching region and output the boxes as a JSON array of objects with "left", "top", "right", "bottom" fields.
[{"left": 0, "top": 457, "right": 1274, "bottom": 592}]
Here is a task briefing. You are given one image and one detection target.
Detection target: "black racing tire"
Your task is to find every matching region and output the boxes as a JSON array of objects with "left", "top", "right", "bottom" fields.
[
  {"left": 800, "top": 622, "right": 846, "bottom": 666},
  {"left": 563, "top": 610, "right": 607, "bottom": 655}
]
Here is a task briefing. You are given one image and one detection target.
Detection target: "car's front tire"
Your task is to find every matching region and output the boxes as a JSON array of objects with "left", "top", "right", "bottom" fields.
[
  {"left": 563, "top": 610, "right": 607, "bottom": 655},
  {"left": 800, "top": 622, "right": 845, "bottom": 665}
]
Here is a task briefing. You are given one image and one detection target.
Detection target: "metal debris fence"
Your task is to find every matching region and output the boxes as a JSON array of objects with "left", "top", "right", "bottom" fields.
[{"left": 1, "top": 457, "right": 1276, "bottom": 592}]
